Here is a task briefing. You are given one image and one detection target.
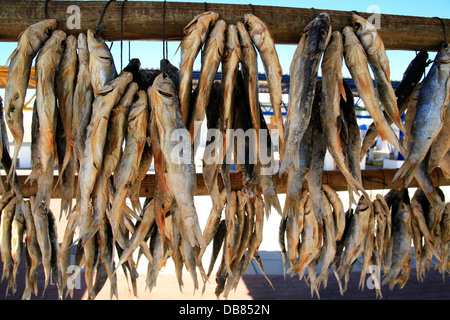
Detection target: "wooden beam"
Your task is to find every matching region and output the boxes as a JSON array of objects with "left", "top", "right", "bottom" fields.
[
  {"left": 0, "top": 1, "right": 448, "bottom": 51},
  {"left": 14, "top": 168, "right": 449, "bottom": 198}
]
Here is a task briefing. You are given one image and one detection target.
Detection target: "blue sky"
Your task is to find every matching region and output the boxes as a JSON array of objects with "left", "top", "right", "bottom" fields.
[{"left": 1, "top": 0, "right": 449, "bottom": 81}]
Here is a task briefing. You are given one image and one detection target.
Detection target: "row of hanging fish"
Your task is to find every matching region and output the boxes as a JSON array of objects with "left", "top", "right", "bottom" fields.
[
  {"left": 0, "top": 11, "right": 283, "bottom": 300},
  {"left": 277, "top": 11, "right": 449, "bottom": 298},
  {"left": 279, "top": 182, "right": 449, "bottom": 299},
  {"left": 0, "top": 9, "right": 449, "bottom": 300}
]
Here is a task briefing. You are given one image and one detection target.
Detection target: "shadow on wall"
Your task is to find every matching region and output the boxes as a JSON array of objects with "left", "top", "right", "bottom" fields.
[
  {"left": 0, "top": 250, "right": 87, "bottom": 300},
  {"left": 241, "top": 250, "right": 450, "bottom": 300}
]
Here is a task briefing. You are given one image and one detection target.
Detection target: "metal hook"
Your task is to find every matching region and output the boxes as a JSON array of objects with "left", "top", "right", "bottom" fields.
[
  {"left": 310, "top": 7, "right": 318, "bottom": 18},
  {"left": 248, "top": 4, "right": 255, "bottom": 15},
  {"left": 94, "top": 0, "right": 116, "bottom": 36},
  {"left": 120, "top": 0, "right": 127, "bottom": 71},
  {"left": 44, "top": 0, "right": 50, "bottom": 19},
  {"left": 204, "top": 2, "right": 208, "bottom": 12},
  {"left": 433, "top": 16, "right": 448, "bottom": 48},
  {"left": 162, "top": 0, "right": 167, "bottom": 74}
]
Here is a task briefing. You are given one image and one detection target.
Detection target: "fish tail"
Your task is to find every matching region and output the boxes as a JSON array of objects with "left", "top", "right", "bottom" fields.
[
  {"left": 184, "top": 216, "right": 207, "bottom": 248},
  {"left": 79, "top": 221, "right": 101, "bottom": 247},
  {"left": 110, "top": 188, "right": 127, "bottom": 242},
  {"left": 393, "top": 157, "right": 420, "bottom": 186},
  {"left": 264, "top": 193, "right": 282, "bottom": 219},
  {"left": 7, "top": 147, "right": 20, "bottom": 184},
  {"left": 24, "top": 167, "right": 40, "bottom": 186},
  {"left": 59, "top": 197, "right": 72, "bottom": 221},
  {"left": 279, "top": 151, "right": 298, "bottom": 176}
]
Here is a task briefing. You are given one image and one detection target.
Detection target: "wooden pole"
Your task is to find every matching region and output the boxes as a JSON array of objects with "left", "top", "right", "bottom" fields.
[
  {"left": 15, "top": 168, "right": 449, "bottom": 198},
  {"left": 0, "top": 1, "right": 448, "bottom": 51}
]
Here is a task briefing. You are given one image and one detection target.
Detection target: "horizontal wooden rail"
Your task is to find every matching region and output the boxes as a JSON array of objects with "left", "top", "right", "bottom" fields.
[
  {"left": 0, "top": 1, "right": 449, "bottom": 51},
  {"left": 13, "top": 168, "right": 449, "bottom": 199}
]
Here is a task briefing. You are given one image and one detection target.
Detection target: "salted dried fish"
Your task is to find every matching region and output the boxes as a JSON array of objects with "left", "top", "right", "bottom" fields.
[
  {"left": 382, "top": 202, "right": 413, "bottom": 290},
  {"left": 188, "top": 19, "right": 226, "bottom": 145},
  {"left": 179, "top": 11, "right": 219, "bottom": 124},
  {"left": 111, "top": 90, "right": 149, "bottom": 241},
  {"left": 321, "top": 31, "right": 367, "bottom": 203},
  {"left": 87, "top": 29, "right": 117, "bottom": 97},
  {"left": 77, "top": 72, "right": 133, "bottom": 238},
  {"left": 353, "top": 14, "right": 409, "bottom": 136},
  {"left": 244, "top": 13, "right": 285, "bottom": 159},
  {"left": 0, "top": 197, "right": 16, "bottom": 293},
  {"left": 151, "top": 73, "right": 205, "bottom": 248},
  {"left": 280, "top": 13, "right": 331, "bottom": 174},
  {"left": 4, "top": 19, "right": 56, "bottom": 179},
  {"left": 338, "top": 195, "right": 372, "bottom": 293},
  {"left": 360, "top": 51, "right": 429, "bottom": 160},
  {"left": 56, "top": 34, "right": 77, "bottom": 177},
  {"left": 26, "top": 30, "right": 66, "bottom": 213},
  {"left": 73, "top": 33, "right": 94, "bottom": 168},
  {"left": 394, "top": 45, "right": 450, "bottom": 186}
]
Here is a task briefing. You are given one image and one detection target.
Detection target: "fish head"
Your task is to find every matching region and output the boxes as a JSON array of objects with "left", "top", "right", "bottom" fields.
[
  {"left": 87, "top": 28, "right": 113, "bottom": 60},
  {"left": 225, "top": 24, "right": 240, "bottom": 54},
  {"left": 322, "top": 30, "right": 343, "bottom": 64},
  {"left": 436, "top": 45, "right": 450, "bottom": 67},
  {"left": 243, "top": 13, "right": 267, "bottom": 45},
  {"left": 328, "top": 31, "right": 343, "bottom": 50},
  {"left": 63, "top": 35, "right": 78, "bottom": 61},
  {"left": 97, "top": 71, "right": 133, "bottom": 96},
  {"left": 36, "top": 29, "right": 67, "bottom": 65},
  {"left": 28, "top": 19, "right": 57, "bottom": 40},
  {"left": 183, "top": 11, "right": 219, "bottom": 35},
  {"left": 20, "top": 19, "right": 57, "bottom": 52},
  {"left": 77, "top": 33, "right": 89, "bottom": 63},
  {"left": 65, "top": 34, "right": 78, "bottom": 49},
  {"left": 356, "top": 195, "right": 371, "bottom": 212},
  {"left": 129, "top": 90, "right": 149, "bottom": 117},
  {"left": 151, "top": 73, "right": 178, "bottom": 107},
  {"left": 352, "top": 14, "right": 376, "bottom": 48},
  {"left": 307, "top": 13, "right": 331, "bottom": 51},
  {"left": 342, "top": 26, "right": 366, "bottom": 63}
]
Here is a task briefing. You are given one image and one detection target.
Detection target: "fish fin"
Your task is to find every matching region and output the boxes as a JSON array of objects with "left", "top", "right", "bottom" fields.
[
  {"left": 6, "top": 48, "right": 18, "bottom": 66},
  {"left": 338, "top": 80, "right": 347, "bottom": 102}
]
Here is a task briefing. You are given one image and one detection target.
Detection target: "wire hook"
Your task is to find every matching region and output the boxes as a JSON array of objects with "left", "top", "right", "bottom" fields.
[
  {"left": 44, "top": 0, "right": 51, "bottom": 19},
  {"left": 248, "top": 4, "right": 255, "bottom": 15},
  {"left": 204, "top": 2, "right": 208, "bottom": 12},
  {"left": 433, "top": 16, "right": 448, "bottom": 48},
  {"left": 311, "top": 7, "right": 318, "bottom": 18},
  {"left": 120, "top": 0, "right": 127, "bottom": 72},
  {"left": 162, "top": 0, "right": 168, "bottom": 74},
  {"left": 95, "top": 0, "right": 116, "bottom": 36}
]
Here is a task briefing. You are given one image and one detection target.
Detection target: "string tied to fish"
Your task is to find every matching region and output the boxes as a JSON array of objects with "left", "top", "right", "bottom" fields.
[
  {"left": 120, "top": 0, "right": 128, "bottom": 72},
  {"left": 94, "top": 0, "right": 116, "bottom": 37},
  {"left": 161, "top": 0, "right": 168, "bottom": 74},
  {"left": 310, "top": 7, "right": 318, "bottom": 18},
  {"left": 248, "top": 3, "right": 256, "bottom": 15},
  {"left": 44, "top": 0, "right": 51, "bottom": 19},
  {"left": 433, "top": 16, "right": 448, "bottom": 49}
]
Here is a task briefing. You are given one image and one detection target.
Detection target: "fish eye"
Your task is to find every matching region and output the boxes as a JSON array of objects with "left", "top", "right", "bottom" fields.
[{"left": 45, "top": 27, "right": 52, "bottom": 35}]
